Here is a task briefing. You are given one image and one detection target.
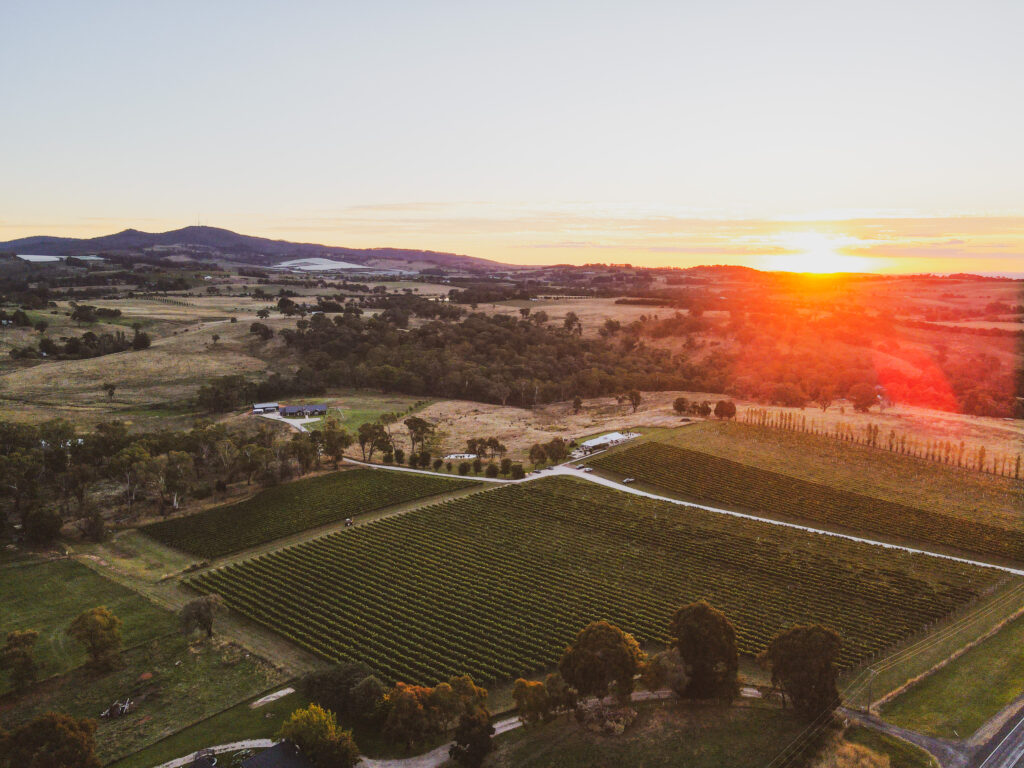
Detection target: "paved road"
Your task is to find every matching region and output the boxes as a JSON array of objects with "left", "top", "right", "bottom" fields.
[
  {"left": 841, "top": 708, "right": 969, "bottom": 768},
  {"left": 975, "top": 709, "right": 1024, "bottom": 768}
]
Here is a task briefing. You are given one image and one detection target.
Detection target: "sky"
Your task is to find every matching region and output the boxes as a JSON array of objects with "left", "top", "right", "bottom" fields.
[{"left": 1, "top": 0, "right": 1022, "bottom": 274}]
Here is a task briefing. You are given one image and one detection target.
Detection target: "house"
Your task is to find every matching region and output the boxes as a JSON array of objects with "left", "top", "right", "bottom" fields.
[
  {"left": 579, "top": 431, "right": 639, "bottom": 453},
  {"left": 242, "top": 742, "right": 313, "bottom": 768},
  {"left": 279, "top": 405, "right": 306, "bottom": 418},
  {"left": 305, "top": 404, "right": 328, "bottom": 416},
  {"left": 252, "top": 402, "right": 279, "bottom": 414}
]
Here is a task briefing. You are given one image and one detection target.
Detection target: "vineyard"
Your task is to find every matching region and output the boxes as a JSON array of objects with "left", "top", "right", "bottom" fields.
[
  {"left": 588, "top": 441, "right": 1024, "bottom": 563},
  {"left": 142, "top": 469, "right": 477, "bottom": 558},
  {"left": 189, "top": 476, "right": 1010, "bottom": 687}
]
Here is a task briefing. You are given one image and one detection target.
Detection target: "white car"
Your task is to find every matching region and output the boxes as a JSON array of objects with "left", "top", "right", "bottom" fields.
[{"left": 581, "top": 467, "right": 594, "bottom": 473}]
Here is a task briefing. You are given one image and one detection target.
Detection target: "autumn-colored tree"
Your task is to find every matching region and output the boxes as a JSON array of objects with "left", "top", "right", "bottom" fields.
[
  {"left": 669, "top": 601, "right": 738, "bottom": 700},
  {"left": 0, "top": 711, "right": 101, "bottom": 768},
  {"left": 278, "top": 704, "right": 360, "bottom": 768},
  {"left": 627, "top": 390, "right": 642, "bottom": 413},
  {"left": 385, "top": 683, "right": 433, "bottom": 750},
  {"left": 0, "top": 630, "right": 39, "bottom": 693},
  {"left": 512, "top": 679, "right": 550, "bottom": 725},
  {"left": 759, "top": 625, "right": 842, "bottom": 720},
  {"left": 67, "top": 607, "right": 122, "bottom": 670},
  {"left": 672, "top": 396, "right": 689, "bottom": 415},
  {"left": 713, "top": 400, "right": 737, "bottom": 419},
  {"left": 558, "top": 621, "right": 645, "bottom": 703}
]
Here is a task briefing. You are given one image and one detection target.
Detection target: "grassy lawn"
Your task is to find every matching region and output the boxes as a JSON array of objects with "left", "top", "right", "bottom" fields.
[
  {"left": 0, "top": 635, "right": 285, "bottom": 764},
  {"left": 647, "top": 421, "right": 1021, "bottom": 529},
  {"left": 485, "top": 702, "right": 808, "bottom": 768},
  {"left": 0, "top": 558, "right": 177, "bottom": 693},
  {"left": 302, "top": 390, "right": 433, "bottom": 434},
  {"left": 109, "top": 686, "right": 307, "bottom": 768},
  {"left": 879, "top": 612, "right": 1024, "bottom": 739},
  {"left": 844, "top": 726, "right": 938, "bottom": 768}
]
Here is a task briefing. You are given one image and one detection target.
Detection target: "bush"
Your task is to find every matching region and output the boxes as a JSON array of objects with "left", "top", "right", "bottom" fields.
[
  {"left": 458, "top": 462, "right": 471, "bottom": 476},
  {"left": 485, "top": 463, "right": 499, "bottom": 478}
]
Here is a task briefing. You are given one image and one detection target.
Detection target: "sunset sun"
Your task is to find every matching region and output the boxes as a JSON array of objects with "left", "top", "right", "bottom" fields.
[{"left": 763, "top": 231, "right": 872, "bottom": 274}]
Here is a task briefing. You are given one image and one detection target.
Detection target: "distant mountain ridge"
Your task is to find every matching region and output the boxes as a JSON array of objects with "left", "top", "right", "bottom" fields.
[{"left": 0, "top": 225, "right": 506, "bottom": 271}]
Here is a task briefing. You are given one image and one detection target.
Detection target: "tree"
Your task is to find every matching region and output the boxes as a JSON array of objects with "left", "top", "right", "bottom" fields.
[
  {"left": 211, "top": 334, "right": 220, "bottom": 345},
  {"left": 572, "top": 395, "right": 583, "bottom": 414},
  {"left": 448, "top": 708, "right": 494, "bottom": 768},
  {"left": 24, "top": 509, "right": 62, "bottom": 545},
  {"left": 558, "top": 620, "right": 645, "bottom": 703},
  {"left": 848, "top": 383, "right": 878, "bottom": 413},
  {"left": 131, "top": 331, "right": 151, "bottom": 350},
  {"left": 815, "top": 385, "right": 835, "bottom": 412},
  {"left": 485, "top": 463, "right": 499, "bottom": 478},
  {"left": 513, "top": 679, "right": 550, "bottom": 725},
  {"left": 299, "top": 662, "right": 375, "bottom": 722},
  {"left": 323, "top": 422, "right": 353, "bottom": 467},
  {"left": 627, "top": 389, "right": 642, "bottom": 413},
  {"left": 278, "top": 704, "right": 360, "bottom": 768},
  {"left": 563, "top": 312, "right": 582, "bottom": 336},
  {"left": 759, "top": 625, "right": 842, "bottom": 720},
  {"left": 510, "top": 464, "right": 526, "bottom": 479},
  {"left": 0, "top": 712, "right": 101, "bottom": 768},
  {"left": 102, "top": 383, "right": 116, "bottom": 401},
  {"left": 669, "top": 601, "right": 738, "bottom": 700},
  {"left": 357, "top": 422, "right": 392, "bottom": 462},
  {"left": 68, "top": 607, "right": 122, "bottom": 670},
  {"left": 672, "top": 397, "right": 689, "bottom": 415},
  {"left": 404, "top": 417, "right": 435, "bottom": 454},
  {"left": 0, "top": 630, "right": 38, "bottom": 693},
  {"left": 385, "top": 682, "right": 432, "bottom": 750},
  {"left": 180, "top": 595, "right": 222, "bottom": 638},
  {"left": 528, "top": 444, "right": 547, "bottom": 467},
  {"left": 110, "top": 443, "right": 150, "bottom": 518},
  {"left": 349, "top": 675, "right": 385, "bottom": 726},
  {"left": 713, "top": 400, "right": 736, "bottom": 420},
  {"left": 256, "top": 308, "right": 271, "bottom": 319},
  {"left": 458, "top": 461, "right": 471, "bottom": 476},
  {"left": 640, "top": 647, "right": 688, "bottom": 698}
]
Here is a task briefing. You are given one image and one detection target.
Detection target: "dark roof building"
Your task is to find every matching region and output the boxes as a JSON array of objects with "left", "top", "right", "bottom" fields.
[{"left": 241, "top": 742, "right": 313, "bottom": 768}]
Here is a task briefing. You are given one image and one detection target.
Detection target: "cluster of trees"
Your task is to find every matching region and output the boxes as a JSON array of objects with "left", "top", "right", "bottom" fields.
[
  {"left": 528, "top": 438, "right": 568, "bottom": 467},
  {"left": 11, "top": 328, "right": 151, "bottom": 361},
  {"left": 296, "top": 664, "right": 493, "bottom": 767},
  {"left": 0, "top": 418, "right": 350, "bottom": 546},
  {"left": 198, "top": 300, "right": 691, "bottom": 411},
  {"left": 514, "top": 603, "right": 842, "bottom": 729}
]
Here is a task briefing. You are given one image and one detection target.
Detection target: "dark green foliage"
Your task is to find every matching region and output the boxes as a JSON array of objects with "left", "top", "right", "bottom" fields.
[
  {"left": 449, "top": 708, "right": 494, "bottom": 768},
  {"left": 0, "top": 630, "right": 38, "bottom": 693},
  {"left": 559, "top": 621, "right": 644, "bottom": 702},
  {"left": 760, "top": 624, "right": 842, "bottom": 720},
  {"left": 299, "top": 662, "right": 378, "bottom": 723},
  {"left": 142, "top": 469, "right": 476, "bottom": 557},
  {"left": 590, "top": 441, "right": 1024, "bottom": 561},
  {"left": 669, "top": 601, "right": 738, "bottom": 700},
  {"left": 0, "top": 711, "right": 101, "bottom": 768}
]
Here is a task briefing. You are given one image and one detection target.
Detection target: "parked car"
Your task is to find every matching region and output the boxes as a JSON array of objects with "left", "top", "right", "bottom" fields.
[{"left": 622, "top": 477, "right": 635, "bottom": 484}]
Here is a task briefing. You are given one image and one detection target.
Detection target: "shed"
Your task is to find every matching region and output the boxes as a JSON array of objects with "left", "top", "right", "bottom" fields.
[
  {"left": 580, "top": 431, "right": 638, "bottom": 452},
  {"left": 242, "top": 742, "right": 313, "bottom": 768},
  {"left": 252, "top": 402, "right": 279, "bottom": 414}
]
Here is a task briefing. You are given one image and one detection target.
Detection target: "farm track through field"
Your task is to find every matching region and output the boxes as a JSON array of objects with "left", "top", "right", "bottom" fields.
[{"left": 587, "top": 442, "right": 1024, "bottom": 564}]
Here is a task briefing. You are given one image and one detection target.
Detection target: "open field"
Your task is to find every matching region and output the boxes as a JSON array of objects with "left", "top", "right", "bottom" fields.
[
  {"left": 141, "top": 468, "right": 478, "bottom": 558},
  {"left": 644, "top": 421, "right": 1022, "bottom": 528},
  {"left": 879, "top": 612, "right": 1024, "bottom": 739},
  {"left": 190, "top": 476, "right": 1008, "bottom": 686},
  {"left": 0, "top": 635, "right": 285, "bottom": 764},
  {"left": 415, "top": 392, "right": 1024, "bottom": 465},
  {"left": 0, "top": 557, "right": 177, "bottom": 692},
  {"left": 486, "top": 702, "right": 813, "bottom": 768},
  {"left": 844, "top": 726, "right": 939, "bottom": 768},
  {"left": 587, "top": 440, "right": 1023, "bottom": 562}
]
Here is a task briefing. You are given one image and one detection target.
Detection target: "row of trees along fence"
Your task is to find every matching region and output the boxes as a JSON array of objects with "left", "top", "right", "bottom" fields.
[{"left": 741, "top": 407, "right": 1022, "bottom": 480}]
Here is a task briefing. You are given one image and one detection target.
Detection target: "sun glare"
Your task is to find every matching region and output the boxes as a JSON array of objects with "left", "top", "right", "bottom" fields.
[{"left": 763, "top": 232, "right": 871, "bottom": 274}]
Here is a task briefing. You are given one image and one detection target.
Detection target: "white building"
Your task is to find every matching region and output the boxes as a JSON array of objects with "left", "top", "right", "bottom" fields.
[{"left": 579, "top": 431, "right": 639, "bottom": 453}]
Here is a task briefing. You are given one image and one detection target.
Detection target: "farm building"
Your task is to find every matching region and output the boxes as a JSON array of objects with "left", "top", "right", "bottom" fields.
[
  {"left": 579, "top": 431, "right": 639, "bottom": 453},
  {"left": 252, "top": 402, "right": 279, "bottom": 414},
  {"left": 279, "top": 404, "right": 328, "bottom": 418},
  {"left": 444, "top": 453, "right": 477, "bottom": 460}
]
